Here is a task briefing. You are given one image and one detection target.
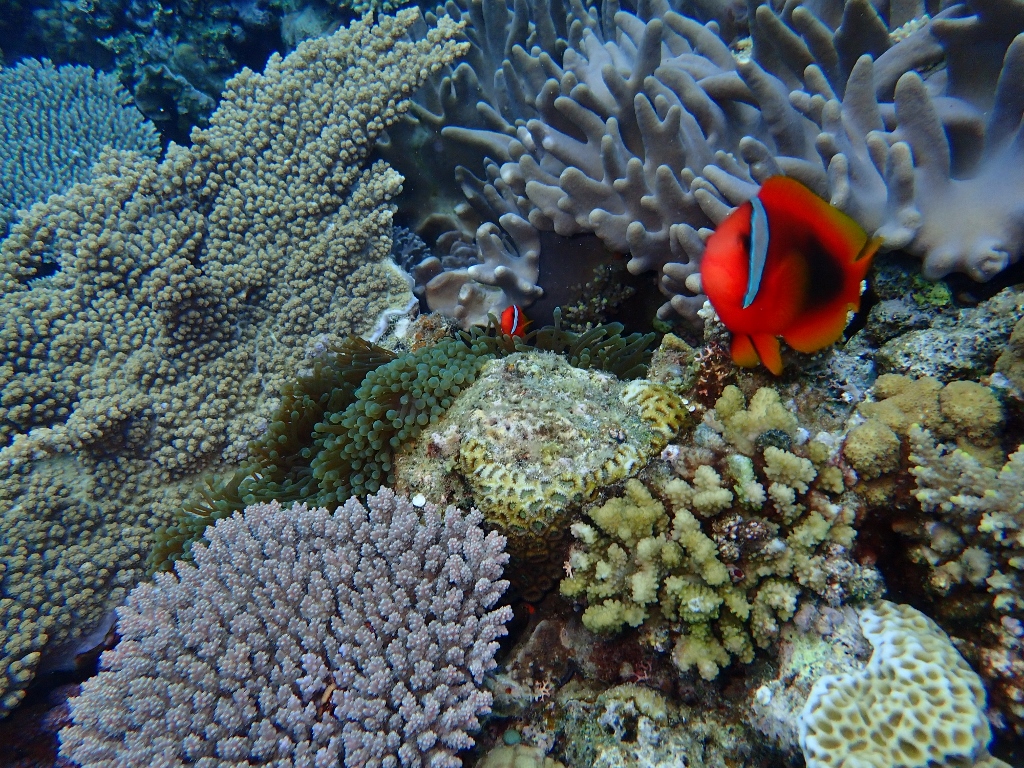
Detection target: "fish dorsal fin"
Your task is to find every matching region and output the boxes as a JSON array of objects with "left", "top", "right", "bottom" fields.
[{"left": 742, "top": 197, "right": 770, "bottom": 309}]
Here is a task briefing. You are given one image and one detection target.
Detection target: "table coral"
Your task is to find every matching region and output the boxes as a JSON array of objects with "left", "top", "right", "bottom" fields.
[
  {"left": 0, "top": 9, "right": 468, "bottom": 718},
  {"left": 0, "top": 59, "right": 159, "bottom": 238}
]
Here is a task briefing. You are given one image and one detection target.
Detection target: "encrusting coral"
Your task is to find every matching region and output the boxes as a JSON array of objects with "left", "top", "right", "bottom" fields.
[
  {"left": 0, "top": 10, "right": 469, "bottom": 718},
  {"left": 560, "top": 386, "right": 881, "bottom": 680},
  {"left": 799, "top": 600, "right": 1011, "bottom": 768},
  {"left": 59, "top": 489, "right": 512, "bottom": 768},
  {"left": 391, "top": 332, "right": 678, "bottom": 598}
]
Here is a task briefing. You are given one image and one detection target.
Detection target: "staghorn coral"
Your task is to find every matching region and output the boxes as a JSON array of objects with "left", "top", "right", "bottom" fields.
[
  {"left": 799, "top": 600, "right": 1011, "bottom": 768},
  {"left": 59, "top": 489, "right": 512, "bottom": 768},
  {"left": 0, "top": 9, "right": 468, "bottom": 718},
  {"left": 560, "top": 387, "right": 881, "bottom": 680},
  {"left": 0, "top": 59, "right": 159, "bottom": 238}
]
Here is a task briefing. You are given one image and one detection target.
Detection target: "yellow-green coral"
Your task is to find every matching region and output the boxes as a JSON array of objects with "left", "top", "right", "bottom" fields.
[
  {"left": 561, "top": 438, "right": 878, "bottom": 679},
  {"left": 715, "top": 387, "right": 799, "bottom": 454}
]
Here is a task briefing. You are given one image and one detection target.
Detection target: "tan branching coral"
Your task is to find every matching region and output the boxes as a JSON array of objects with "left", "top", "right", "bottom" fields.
[
  {"left": 0, "top": 10, "right": 468, "bottom": 717},
  {"left": 561, "top": 388, "right": 881, "bottom": 680},
  {"left": 909, "top": 426, "right": 1024, "bottom": 731}
]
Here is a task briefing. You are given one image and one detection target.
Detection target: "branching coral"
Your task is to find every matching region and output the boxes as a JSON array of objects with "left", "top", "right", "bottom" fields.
[
  {"left": 908, "top": 425, "right": 1024, "bottom": 731},
  {"left": 560, "top": 386, "right": 881, "bottom": 680},
  {"left": 60, "top": 490, "right": 512, "bottom": 767},
  {"left": 0, "top": 10, "right": 468, "bottom": 718}
]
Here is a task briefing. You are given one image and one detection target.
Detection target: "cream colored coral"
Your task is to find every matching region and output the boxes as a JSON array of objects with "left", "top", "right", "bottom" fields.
[
  {"left": 478, "top": 745, "right": 566, "bottom": 768},
  {"left": 799, "top": 601, "right": 1010, "bottom": 768},
  {"left": 762, "top": 447, "right": 816, "bottom": 493},
  {"left": 716, "top": 387, "right": 798, "bottom": 454}
]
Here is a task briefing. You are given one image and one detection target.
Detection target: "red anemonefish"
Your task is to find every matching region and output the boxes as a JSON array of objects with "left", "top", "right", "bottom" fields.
[
  {"left": 700, "top": 176, "right": 882, "bottom": 376},
  {"left": 500, "top": 304, "right": 530, "bottom": 338}
]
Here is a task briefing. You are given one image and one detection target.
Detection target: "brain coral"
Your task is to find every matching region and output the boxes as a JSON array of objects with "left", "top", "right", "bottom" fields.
[
  {"left": 799, "top": 600, "right": 1010, "bottom": 768},
  {"left": 0, "top": 9, "right": 468, "bottom": 717}
]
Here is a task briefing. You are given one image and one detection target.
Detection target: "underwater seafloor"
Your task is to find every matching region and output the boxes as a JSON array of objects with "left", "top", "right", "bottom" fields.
[{"left": 2, "top": 0, "right": 1024, "bottom": 764}]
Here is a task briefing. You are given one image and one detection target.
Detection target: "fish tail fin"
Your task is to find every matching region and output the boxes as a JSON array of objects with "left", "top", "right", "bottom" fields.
[
  {"left": 730, "top": 334, "right": 760, "bottom": 368},
  {"left": 751, "top": 334, "right": 783, "bottom": 375},
  {"left": 730, "top": 333, "right": 783, "bottom": 375},
  {"left": 856, "top": 235, "right": 884, "bottom": 263}
]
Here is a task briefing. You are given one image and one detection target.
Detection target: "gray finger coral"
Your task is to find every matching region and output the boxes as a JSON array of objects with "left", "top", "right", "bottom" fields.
[{"left": 389, "top": 0, "right": 1024, "bottom": 327}]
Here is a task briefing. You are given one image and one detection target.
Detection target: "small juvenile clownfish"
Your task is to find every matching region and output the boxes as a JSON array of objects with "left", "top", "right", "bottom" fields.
[
  {"left": 500, "top": 304, "right": 530, "bottom": 338},
  {"left": 700, "top": 176, "right": 882, "bottom": 375}
]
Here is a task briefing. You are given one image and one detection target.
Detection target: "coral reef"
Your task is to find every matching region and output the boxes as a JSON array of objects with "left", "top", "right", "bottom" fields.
[
  {"left": 386, "top": 0, "right": 1024, "bottom": 330},
  {"left": 908, "top": 426, "right": 1024, "bottom": 732},
  {"left": 553, "top": 677, "right": 770, "bottom": 768},
  {"left": 561, "top": 385, "right": 881, "bottom": 679},
  {"left": 747, "top": 604, "right": 870, "bottom": 757},
  {"left": 392, "top": 346, "right": 685, "bottom": 593},
  {"left": 27, "top": 0, "right": 288, "bottom": 141},
  {"left": 799, "top": 600, "right": 1010, "bottom": 768},
  {"left": 59, "top": 489, "right": 512, "bottom": 767},
  {"left": 154, "top": 314, "right": 659, "bottom": 571},
  {"left": 841, "top": 374, "right": 1005, "bottom": 500},
  {"left": 0, "top": 58, "right": 159, "bottom": 238},
  {"left": 0, "top": 9, "right": 467, "bottom": 718}
]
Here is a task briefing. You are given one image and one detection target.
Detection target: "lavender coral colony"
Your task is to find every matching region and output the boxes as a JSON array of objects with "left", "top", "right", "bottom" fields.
[{"left": 0, "top": 0, "right": 1024, "bottom": 764}]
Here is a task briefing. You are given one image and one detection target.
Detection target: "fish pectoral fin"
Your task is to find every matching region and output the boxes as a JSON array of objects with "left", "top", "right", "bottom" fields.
[
  {"left": 730, "top": 334, "right": 761, "bottom": 368},
  {"left": 781, "top": 302, "right": 851, "bottom": 354},
  {"left": 750, "top": 334, "right": 783, "bottom": 375}
]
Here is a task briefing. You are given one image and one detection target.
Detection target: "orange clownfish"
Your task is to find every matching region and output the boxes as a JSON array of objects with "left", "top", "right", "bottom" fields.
[
  {"left": 500, "top": 304, "right": 530, "bottom": 338},
  {"left": 700, "top": 176, "right": 882, "bottom": 375}
]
